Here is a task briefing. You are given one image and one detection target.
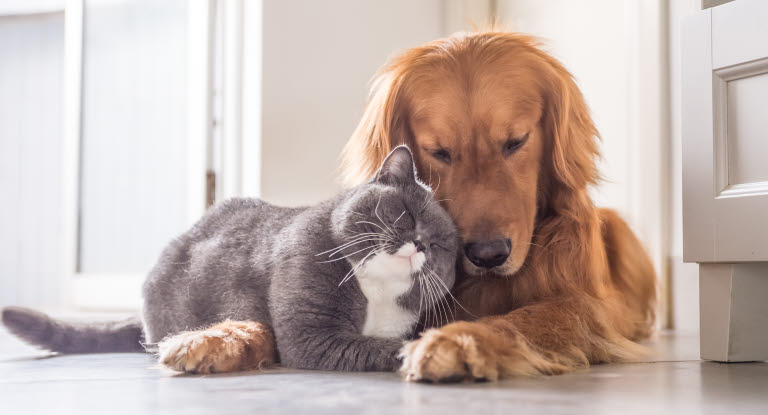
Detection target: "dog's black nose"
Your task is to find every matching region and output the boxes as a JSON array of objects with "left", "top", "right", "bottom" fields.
[{"left": 464, "top": 239, "right": 511, "bottom": 269}]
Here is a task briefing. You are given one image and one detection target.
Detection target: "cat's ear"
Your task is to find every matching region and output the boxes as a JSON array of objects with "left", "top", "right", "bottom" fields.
[{"left": 375, "top": 145, "right": 416, "bottom": 185}]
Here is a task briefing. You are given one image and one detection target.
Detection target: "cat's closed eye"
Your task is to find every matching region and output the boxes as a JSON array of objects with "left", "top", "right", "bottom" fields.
[{"left": 392, "top": 211, "right": 414, "bottom": 230}]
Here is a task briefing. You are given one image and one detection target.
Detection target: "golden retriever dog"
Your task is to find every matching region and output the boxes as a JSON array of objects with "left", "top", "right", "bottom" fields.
[{"left": 342, "top": 31, "right": 657, "bottom": 381}]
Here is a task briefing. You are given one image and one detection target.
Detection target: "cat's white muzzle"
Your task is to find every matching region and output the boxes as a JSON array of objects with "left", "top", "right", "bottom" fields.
[{"left": 394, "top": 242, "right": 426, "bottom": 274}]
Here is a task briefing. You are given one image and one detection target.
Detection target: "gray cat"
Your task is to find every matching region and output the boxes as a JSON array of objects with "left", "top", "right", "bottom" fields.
[{"left": 2, "top": 146, "right": 459, "bottom": 372}]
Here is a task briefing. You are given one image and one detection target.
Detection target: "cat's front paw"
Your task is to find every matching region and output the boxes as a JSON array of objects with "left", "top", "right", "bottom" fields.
[{"left": 157, "top": 320, "right": 276, "bottom": 374}]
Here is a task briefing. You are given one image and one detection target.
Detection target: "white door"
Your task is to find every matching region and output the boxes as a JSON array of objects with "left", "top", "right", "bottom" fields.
[
  {"left": 682, "top": 0, "right": 768, "bottom": 362},
  {"left": 0, "top": 11, "right": 65, "bottom": 307}
]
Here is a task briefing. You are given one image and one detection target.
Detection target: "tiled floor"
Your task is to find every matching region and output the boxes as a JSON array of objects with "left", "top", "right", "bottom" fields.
[{"left": 1, "top": 324, "right": 766, "bottom": 415}]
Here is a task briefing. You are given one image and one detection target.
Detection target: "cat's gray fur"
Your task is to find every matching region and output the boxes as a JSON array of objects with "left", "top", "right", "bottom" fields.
[{"left": 2, "top": 146, "right": 459, "bottom": 372}]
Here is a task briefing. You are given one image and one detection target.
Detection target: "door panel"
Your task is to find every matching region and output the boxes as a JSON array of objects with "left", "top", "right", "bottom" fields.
[
  {"left": 78, "top": 0, "right": 190, "bottom": 274},
  {"left": 712, "top": 0, "right": 768, "bottom": 69},
  {"left": 0, "top": 13, "right": 65, "bottom": 307},
  {"left": 725, "top": 71, "right": 768, "bottom": 188},
  {"left": 683, "top": 2, "right": 768, "bottom": 263}
]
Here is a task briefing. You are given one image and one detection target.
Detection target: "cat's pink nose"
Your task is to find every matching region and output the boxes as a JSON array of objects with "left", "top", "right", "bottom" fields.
[{"left": 413, "top": 239, "right": 426, "bottom": 252}]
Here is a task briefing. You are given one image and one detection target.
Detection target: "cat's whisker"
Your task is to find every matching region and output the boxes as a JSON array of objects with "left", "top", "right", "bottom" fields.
[
  {"left": 326, "top": 238, "right": 389, "bottom": 258},
  {"left": 426, "top": 271, "right": 449, "bottom": 327},
  {"left": 347, "top": 231, "right": 396, "bottom": 240},
  {"left": 316, "top": 233, "right": 394, "bottom": 257},
  {"left": 421, "top": 271, "right": 436, "bottom": 327},
  {"left": 339, "top": 260, "right": 364, "bottom": 286},
  {"left": 425, "top": 266, "right": 476, "bottom": 319},
  {"left": 392, "top": 210, "right": 406, "bottom": 226},
  {"left": 374, "top": 195, "right": 397, "bottom": 236},
  {"left": 419, "top": 271, "right": 433, "bottom": 328},
  {"left": 422, "top": 174, "right": 441, "bottom": 210},
  {"left": 318, "top": 238, "right": 384, "bottom": 258},
  {"left": 316, "top": 235, "right": 382, "bottom": 256},
  {"left": 422, "top": 269, "right": 440, "bottom": 327},
  {"left": 421, "top": 273, "right": 434, "bottom": 325},
  {"left": 421, "top": 266, "right": 450, "bottom": 326},
  {"left": 347, "top": 233, "right": 397, "bottom": 244},
  {"left": 354, "top": 220, "right": 394, "bottom": 236},
  {"left": 338, "top": 247, "right": 380, "bottom": 287},
  {"left": 425, "top": 198, "right": 453, "bottom": 210},
  {"left": 425, "top": 267, "right": 458, "bottom": 324},
  {"left": 317, "top": 244, "right": 379, "bottom": 263},
  {"left": 416, "top": 272, "right": 425, "bottom": 323}
]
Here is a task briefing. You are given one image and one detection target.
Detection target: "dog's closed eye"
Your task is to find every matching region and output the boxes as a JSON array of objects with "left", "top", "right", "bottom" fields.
[
  {"left": 429, "top": 147, "right": 452, "bottom": 165},
  {"left": 502, "top": 133, "right": 530, "bottom": 157}
]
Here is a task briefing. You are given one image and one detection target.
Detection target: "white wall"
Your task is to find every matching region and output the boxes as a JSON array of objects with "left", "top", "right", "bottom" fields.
[
  {"left": 258, "top": 0, "right": 445, "bottom": 206},
  {"left": 497, "top": 0, "right": 630, "bottom": 212}
]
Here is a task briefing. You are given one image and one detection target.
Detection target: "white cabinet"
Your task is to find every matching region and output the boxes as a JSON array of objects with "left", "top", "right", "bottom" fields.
[{"left": 683, "top": 0, "right": 768, "bottom": 362}]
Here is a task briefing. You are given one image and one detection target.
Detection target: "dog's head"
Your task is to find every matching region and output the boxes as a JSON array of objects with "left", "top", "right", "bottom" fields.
[{"left": 342, "top": 32, "right": 600, "bottom": 277}]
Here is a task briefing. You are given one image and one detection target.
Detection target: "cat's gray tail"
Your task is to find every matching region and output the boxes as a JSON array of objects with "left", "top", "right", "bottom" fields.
[{"left": 1, "top": 306, "right": 146, "bottom": 353}]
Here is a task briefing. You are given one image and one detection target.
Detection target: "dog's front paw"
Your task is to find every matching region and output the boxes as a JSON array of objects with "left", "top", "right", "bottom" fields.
[
  {"left": 400, "top": 321, "right": 573, "bottom": 382},
  {"left": 400, "top": 323, "right": 502, "bottom": 382},
  {"left": 157, "top": 320, "right": 275, "bottom": 374}
]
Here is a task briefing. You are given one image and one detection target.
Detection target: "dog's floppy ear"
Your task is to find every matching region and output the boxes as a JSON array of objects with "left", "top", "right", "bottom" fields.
[
  {"left": 341, "top": 56, "right": 416, "bottom": 187},
  {"left": 542, "top": 60, "right": 601, "bottom": 193}
]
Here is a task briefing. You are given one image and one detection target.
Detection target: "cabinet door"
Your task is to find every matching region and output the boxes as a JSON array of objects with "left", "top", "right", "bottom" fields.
[{"left": 683, "top": 0, "right": 768, "bottom": 263}]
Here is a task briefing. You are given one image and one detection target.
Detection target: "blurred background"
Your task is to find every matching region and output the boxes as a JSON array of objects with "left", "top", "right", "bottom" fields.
[{"left": 0, "top": 0, "right": 707, "bottom": 332}]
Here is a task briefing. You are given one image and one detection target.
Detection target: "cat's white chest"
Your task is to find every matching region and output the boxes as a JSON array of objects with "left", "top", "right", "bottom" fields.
[{"left": 355, "top": 244, "right": 423, "bottom": 338}]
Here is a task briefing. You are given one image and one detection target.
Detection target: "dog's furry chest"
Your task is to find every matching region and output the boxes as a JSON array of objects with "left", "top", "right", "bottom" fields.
[{"left": 356, "top": 253, "right": 418, "bottom": 338}]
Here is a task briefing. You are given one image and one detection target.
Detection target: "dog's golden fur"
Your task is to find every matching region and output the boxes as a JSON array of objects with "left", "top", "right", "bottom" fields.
[{"left": 343, "top": 32, "right": 657, "bottom": 381}]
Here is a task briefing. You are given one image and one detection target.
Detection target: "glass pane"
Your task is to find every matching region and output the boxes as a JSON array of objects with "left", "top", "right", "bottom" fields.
[{"left": 79, "top": 0, "right": 189, "bottom": 273}]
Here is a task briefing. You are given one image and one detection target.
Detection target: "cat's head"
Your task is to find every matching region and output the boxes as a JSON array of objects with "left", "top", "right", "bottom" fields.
[{"left": 329, "top": 146, "right": 459, "bottom": 320}]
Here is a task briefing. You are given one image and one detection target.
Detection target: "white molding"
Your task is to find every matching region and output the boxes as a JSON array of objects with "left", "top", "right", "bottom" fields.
[
  {"left": 0, "top": 0, "right": 64, "bottom": 16},
  {"left": 624, "top": 0, "right": 670, "bottom": 327},
  {"left": 713, "top": 67, "right": 729, "bottom": 196},
  {"left": 717, "top": 181, "right": 768, "bottom": 199},
  {"left": 216, "top": 0, "right": 262, "bottom": 199},
  {"left": 701, "top": 0, "right": 735, "bottom": 10},
  {"left": 715, "top": 55, "right": 768, "bottom": 79},
  {"left": 186, "top": 0, "right": 215, "bottom": 220},
  {"left": 713, "top": 57, "right": 768, "bottom": 197},
  {"left": 61, "top": 0, "right": 83, "bottom": 308},
  {"left": 220, "top": 0, "right": 244, "bottom": 199},
  {"left": 241, "top": 0, "right": 262, "bottom": 198}
]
